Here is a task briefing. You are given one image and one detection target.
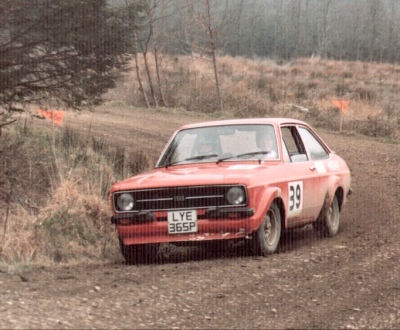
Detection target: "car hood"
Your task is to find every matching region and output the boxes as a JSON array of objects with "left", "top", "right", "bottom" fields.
[{"left": 111, "top": 163, "right": 276, "bottom": 191}]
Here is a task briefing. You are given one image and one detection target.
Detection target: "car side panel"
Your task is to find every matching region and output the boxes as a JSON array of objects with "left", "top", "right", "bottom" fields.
[{"left": 277, "top": 161, "right": 323, "bottom": 225}]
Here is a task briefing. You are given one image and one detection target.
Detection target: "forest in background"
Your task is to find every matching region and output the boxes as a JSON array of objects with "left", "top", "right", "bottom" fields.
[
  {"left": 109, "top": 0, "right": 400, "bottom": 63},
  {"left": 2, "top": 0, "right": 400, "bottom": 124}
]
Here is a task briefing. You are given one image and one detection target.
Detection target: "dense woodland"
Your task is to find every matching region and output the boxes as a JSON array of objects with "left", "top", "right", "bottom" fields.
[{"left": 110, "top": 0, "right": 400, "bottom": 63}]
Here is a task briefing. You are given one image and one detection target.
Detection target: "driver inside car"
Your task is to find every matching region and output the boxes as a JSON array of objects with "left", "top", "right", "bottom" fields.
[
  {"left": 196, "top": 136, "right": 218, "bottom": 156},
  {"left": 256, "top": 130, "right": 278, "bottom": 159}
]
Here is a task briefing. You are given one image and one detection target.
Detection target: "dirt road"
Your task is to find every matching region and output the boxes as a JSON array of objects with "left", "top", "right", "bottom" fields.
[{"left": 1, "top": 107, "right": 399, "bottom": 329}]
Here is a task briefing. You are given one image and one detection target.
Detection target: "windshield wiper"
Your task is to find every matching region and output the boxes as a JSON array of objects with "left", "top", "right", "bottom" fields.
[
  {"left": 236, "top": 151, "right": 270, "bottom": 158},
  {"left": 217, "top": 151, "right": 270, "bottom": 163},
  {"left": 165, "top": 154, "right": 218, "bottom": 168},
  {"left": 217, "top": 151, "right": 273, "bottom": 164},
  {"left": 185, "top": 154, "right": 219, "bottom": 161}
]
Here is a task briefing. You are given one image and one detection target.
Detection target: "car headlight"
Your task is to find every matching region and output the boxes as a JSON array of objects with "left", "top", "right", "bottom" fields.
[
  {"left": 226, "top": 187, "right": 245, "bottom": 205},
  {"left": 116, "top": 193, "right": 135, "bottom": 211}
]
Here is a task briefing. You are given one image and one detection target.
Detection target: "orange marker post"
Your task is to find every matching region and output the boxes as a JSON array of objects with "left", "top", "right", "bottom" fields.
[{"left": 332, "top": 100, "right": 349, "bottom": 132}]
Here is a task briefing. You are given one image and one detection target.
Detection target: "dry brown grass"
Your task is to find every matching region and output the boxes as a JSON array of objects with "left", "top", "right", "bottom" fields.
[
  {"left": 33, "top": 176, "right": 117, "bottom": 264},
  {"left": 0, "top": 180, "right": 115, "bottom": 266},
  {"left": 108, "top": 54, "right": 399, "bottom": 139},
  {"left": 1, "top": 179, "right": 118, "bottom": 266},
  {"left": 0, "top": 125, "right": 129, "bottom": 266},
  {"left": 0, "top": 206, "right": 38, "bottom": 264}
]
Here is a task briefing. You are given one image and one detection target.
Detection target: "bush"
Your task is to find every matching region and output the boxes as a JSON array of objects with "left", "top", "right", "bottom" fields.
[{"left": 0, "top": 123, "right": 151, "bottom": 264}]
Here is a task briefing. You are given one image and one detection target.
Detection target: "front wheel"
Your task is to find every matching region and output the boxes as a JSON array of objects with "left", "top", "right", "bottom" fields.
[
  {"left": 251, "top": 202, "right": 282, "bottom": 256},
  {"left": 315, "top": 195, "right": 340, "bottom": 237}
]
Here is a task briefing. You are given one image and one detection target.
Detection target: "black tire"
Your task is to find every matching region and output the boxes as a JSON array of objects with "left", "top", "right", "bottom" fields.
[
  {"left": 251, "top": 202, "right": 282, "bottom": 256},
  {"left": 119, "top": 240, "right": 159, "bottom": 265},
  {"left": 315, "top": 195, "right": 340, "bottom": 237}
]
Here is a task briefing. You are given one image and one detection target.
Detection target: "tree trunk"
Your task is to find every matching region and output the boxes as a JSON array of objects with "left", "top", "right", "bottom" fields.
[
  {"left": 292, "top": 0, "right": 302, "bottom": 58},
  {"left": 320, "top": 0, "right": 331, "bottom": 58},
  {"left": 154, "top": 47, "right": 168, "bottom": 107},
  {"left": 205, "top": 0, "right": 223, "bottom": 112},
  {"left": 387, "top": 0, "right": 396, "bottom": 63},
  {"left": 142, "top": 49, "right": 159, "bottom": 108},
  {"left": 274, "top": 0, "right": 283, "bottom": 58},
  {"left": 133, "top": 51, "right": 149, "bottom": 109}
]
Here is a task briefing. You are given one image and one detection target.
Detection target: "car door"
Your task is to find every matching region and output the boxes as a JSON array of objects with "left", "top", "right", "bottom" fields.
[
  {"left": 297, "top": 125, "right": 331, "bottom": 215},
  {"left": 279, "top": 125, "right": 326, "bottom": 225}
]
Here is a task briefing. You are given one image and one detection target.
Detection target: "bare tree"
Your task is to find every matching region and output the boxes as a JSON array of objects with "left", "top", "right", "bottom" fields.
[
  {"left": 204, "top": 0, "right": 222, "bottom": 111},
  {"left": 134, "top": 31, "right": 150, "bottom": 108},
  {"left": 139, "top": 1, "right": 159, "bottom": 108},
  {"left": 387, "top": 0, "right": 397, "bottom": 63},
  {"left": 185, "top": 0, "right": 231, "bottom": 112},
  {"left": 122, "top": 0, "right": 150, "bottom": 108},
  {"left": 290, "top": 0, "right": 302, "bottom": 58},
  {"left": 127, "top": 0, "right": 178, "bottom": 109},
  {"left": 319, "top": 0, "right": 331, "bottom": 58},
  {"left": 151, "top": 0, "right": 176, "bottom": 107},
  {"left": 303, "top": 0, "right": 310, "bottom": 57},
  {"left": 367, "top": 0, "right": 384, "bottom": 62},
  {"left": 233, "top": 0, "right": 244, "bottom": 56},
  {"left": 272, "top": 0, "right": 284, "bottom": 59}
]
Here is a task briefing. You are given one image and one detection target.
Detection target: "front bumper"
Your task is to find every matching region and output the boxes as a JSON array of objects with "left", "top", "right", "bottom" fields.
[
  {"left": 111, "top": 207, "right": 258, "bottom": 245},
  {"left": 111, "top": 207, "right": 255, "bottom": 225}
]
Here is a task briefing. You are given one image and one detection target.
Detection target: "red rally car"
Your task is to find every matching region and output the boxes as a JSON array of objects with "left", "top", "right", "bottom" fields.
[{"left": 110, "top": 118, "right": 352, "bottom": 263}]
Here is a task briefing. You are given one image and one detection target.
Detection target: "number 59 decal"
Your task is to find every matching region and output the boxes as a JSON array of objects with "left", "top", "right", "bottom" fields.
[{"left": 288, "top": 181, "right": 303, "bottom": 216}]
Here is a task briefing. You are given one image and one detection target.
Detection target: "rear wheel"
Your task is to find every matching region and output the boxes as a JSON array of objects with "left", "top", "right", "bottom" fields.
[
  {"left": 315, "top": 195, "right": 340, "bottom": 237},
  {"left": 119, "top": 240, "right": 159, "bottom": 265},
  {"left": 251, "top": 202, "right": 282, "bottom": 256}
]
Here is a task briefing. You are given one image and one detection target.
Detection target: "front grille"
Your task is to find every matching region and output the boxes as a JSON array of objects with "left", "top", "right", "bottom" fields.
[{"left": 113, "top": 185, "right": 247, "bottom": 213}]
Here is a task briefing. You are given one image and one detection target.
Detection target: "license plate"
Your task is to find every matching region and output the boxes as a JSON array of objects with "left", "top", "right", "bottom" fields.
[{"left": 167, "top": 210, "right": 198, "bottom": 234}]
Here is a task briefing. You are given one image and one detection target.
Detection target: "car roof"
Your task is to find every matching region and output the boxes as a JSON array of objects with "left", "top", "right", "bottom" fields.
[{"left": 178, "top": 118, "right": 308, "bottom": 130}]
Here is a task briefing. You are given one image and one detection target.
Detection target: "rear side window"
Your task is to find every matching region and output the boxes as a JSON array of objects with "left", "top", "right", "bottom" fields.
[{"left": 298, "top": 127, "right": 329, "bottom": 160}]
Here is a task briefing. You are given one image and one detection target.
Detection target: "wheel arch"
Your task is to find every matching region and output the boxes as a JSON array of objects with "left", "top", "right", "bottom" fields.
[
  {"left": 328, "top": 175, "right": 346, "bottom": 212},
  {"left": 335, "top": 186, "right": 344, "bottom": 212},
  {"left": 274, "top": 197, "right": 287, "bottom": 230}
]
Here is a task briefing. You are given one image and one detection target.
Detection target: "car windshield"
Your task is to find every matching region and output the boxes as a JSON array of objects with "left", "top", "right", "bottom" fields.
[{"left": 157, "top": 124, "right": 278, "bottom": 167}]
